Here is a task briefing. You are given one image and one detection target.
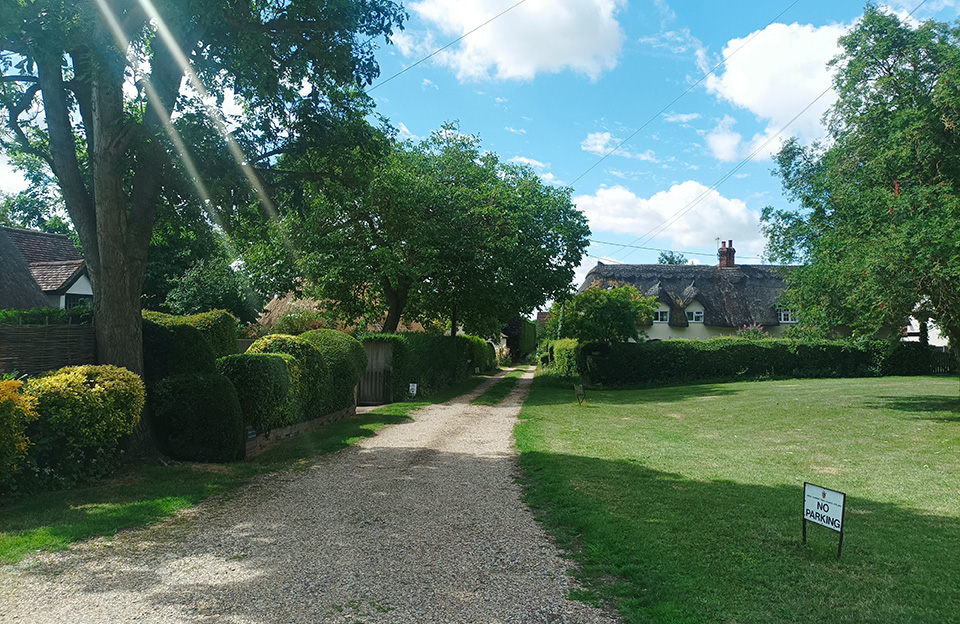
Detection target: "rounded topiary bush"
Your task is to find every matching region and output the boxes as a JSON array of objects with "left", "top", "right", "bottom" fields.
[
  {"left": 151, "top": 373, "right": 243, "bottom": 462},
  {"left": 300, "top": 329, "right": 367, "bottom": 412},
  {"left": 142, "top": 319, "right": 216, "bottom": 385},
  {"left": 18, "top": 365, "right": 144, "bottom": 491},
  {"left": 143, "top": 309, "right": 239, "bottom": 359},
  {"left": 217, "top": 353, "right": 293, "bottom": 433},
  {"left": 247, "top": 334, "right": 328, "bottom": 421}
]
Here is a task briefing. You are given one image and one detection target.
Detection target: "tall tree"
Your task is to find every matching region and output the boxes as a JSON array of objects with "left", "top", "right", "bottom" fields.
[
  {"left": 658, "top": 250, "right": 687, "bottom": 265},
  {"left": 0, "top": 0, "right": 405, "bottom": 381},
  {"left": 762, "top": 6, "right": 960, "bottom": 359}
]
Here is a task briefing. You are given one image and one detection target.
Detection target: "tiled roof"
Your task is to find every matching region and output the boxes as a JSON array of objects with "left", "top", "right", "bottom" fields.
[
  {"left": 0, "top": 226, "right": 82, "bottom": 263},
  {"left": 0, "top": 228, "right": 49, "bottom": 309},
  {"left": 29, "top": 260, "right": 86, "bottom": 293}
]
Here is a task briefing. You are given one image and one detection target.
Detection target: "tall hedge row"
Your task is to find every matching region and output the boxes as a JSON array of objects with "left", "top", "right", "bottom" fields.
[
  {"left": 541, "top": 338, "right": 956, "bottom": 385},
  {"left": 361, "top": 333, "right": 496, "bottom": 400},
  {"left": 143, "top": 309, "right": 238, "bottom": 358}
]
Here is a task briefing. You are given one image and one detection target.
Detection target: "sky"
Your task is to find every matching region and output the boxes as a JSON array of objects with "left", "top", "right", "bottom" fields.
[{"left": 2, "top": 0, "right": 959, "bottom": 291}]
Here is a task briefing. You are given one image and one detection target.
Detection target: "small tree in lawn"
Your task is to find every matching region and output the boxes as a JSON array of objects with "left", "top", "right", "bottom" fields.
[{"left": 549, "top": 285, "right": 658, "bottom": 344}]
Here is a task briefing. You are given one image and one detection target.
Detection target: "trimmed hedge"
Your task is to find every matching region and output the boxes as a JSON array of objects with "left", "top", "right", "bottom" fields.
[
  {"left": 361, "top": 332, "right": 496, "bottom": 400},
  {"left": 15, "top": 365, "right": 144, "bottom": 491},
  {"left": 300, "top": 329, "right": 367, "bottom": 412},
  {"left": 247, "top": 334, "right": 330, "bottom": 420},
  {"left": 143, "top": 309, "right": 238, "bottom": 358},
  {"left": 543, "top": 337, "right": 957, "bottom": 385},
  {"left": 142, "top": 319, "right": 216, "bottom": 385},
  {"left": 151, "top": 373, "right": 243, "bottom": 462},
  {"left": 0, "top": 306, "right": 92, "bottom": 326},
  {"left": 217, "top": 353, "right": 293, "bottom": 433},
  {"left": 0, "top": 380, "right": 37, "bottom": 485}
]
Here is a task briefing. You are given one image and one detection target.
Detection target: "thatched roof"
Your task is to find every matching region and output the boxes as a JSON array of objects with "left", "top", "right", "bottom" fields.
[
  {"left": 0, "top": 227, "right": 49, "bottom": 310},
  {"left": 579, "top": 262, "right": 794, "bottom": 328}
]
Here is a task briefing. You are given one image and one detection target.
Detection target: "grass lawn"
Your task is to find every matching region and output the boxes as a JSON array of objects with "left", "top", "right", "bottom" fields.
[
  {"left": 472, "top": 365, "right": 528, "bottom": 406},
  {"left": 0, "top": 375, "right": 488, "bottom": 565},
  {"left": 516, "top": 375, "right": 960, "bottom": 624}
]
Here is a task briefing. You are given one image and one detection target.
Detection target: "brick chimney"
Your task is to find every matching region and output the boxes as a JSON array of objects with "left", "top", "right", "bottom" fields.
[{"left": 718, "top": 239, "right": 736, "bottom": 268}]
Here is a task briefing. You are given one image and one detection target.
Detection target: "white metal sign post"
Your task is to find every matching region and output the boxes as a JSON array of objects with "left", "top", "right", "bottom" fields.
[{"left": 803, "top": 482, "right": 846, "bottom": 557}]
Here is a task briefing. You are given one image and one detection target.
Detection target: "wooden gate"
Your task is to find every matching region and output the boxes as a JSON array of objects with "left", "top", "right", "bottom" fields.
[{"left": 359, "top": 341, "right": 393, "bottom": 405}]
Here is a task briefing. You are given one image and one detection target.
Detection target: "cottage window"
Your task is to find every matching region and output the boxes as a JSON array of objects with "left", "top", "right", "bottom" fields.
[
  {"left": 65, "top": 294, "right": 93, "bottom": 309},
  {"left": 686, "top": 310, "right": 704, "bottom": 323},
  {"left": 777, "top": 308, "right": 798, "bottom": 323},
  {"left": 654, "top": 310, "right": 670, "bottom": 323}
]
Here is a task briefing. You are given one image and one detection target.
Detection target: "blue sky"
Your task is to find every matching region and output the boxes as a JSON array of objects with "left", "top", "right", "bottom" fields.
[
  {"left": 366, "top": 0, "right": 960, "bottom": 287},
  {"left": 2, "top": 0, "right": 959, "bottom": 290}
]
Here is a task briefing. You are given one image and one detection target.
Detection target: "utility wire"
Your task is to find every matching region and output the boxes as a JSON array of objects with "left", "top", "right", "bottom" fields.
[
  {"left": 368, "top": 0, "right": 531, "bottom": 93},
  {"left": 590, "top": 239, "right": 762, "bottom": 260},
  {"left": 570, "top": 0, "right": 804, "bottom": 186}
]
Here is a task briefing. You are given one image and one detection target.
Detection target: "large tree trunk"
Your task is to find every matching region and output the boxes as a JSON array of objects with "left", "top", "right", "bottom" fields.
[{"left": 382, "top": 277, "right": 409, "bottom": 333}]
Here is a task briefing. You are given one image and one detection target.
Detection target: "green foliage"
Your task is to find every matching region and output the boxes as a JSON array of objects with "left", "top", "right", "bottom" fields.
[
  {"left": 12, "top": 366, "right": 143, "bottom": 492},
  {"left": 247, "top": 334, "right": 330, "bottom": 421},
  {"left": 763, "top": 7, "right": 960, "bottom": 351},
  {"left": 299, "top": 329, "right": 368, "bottom": 412},
  {"left": 657, "top": 250, "right": 687, "bottom": 265},
  {"left": 143, "top": 309, "right": 238, "bottom": 359},
  {"left": 734, "top": 323, "right": 771, "bottom": 340},
  {"left": 0, "top": 380, "right": 37, "bottom": 485},
  {"left": 550, "top": 339, "right": 581, "bottom": 378},
  {"left": 360, "top": 332, "right": 494, "bottom": 401},
  {"left": 163, "top": 258, "right": 262, "bottom": 324},
  {"left": 142, "top": 319, "right": 217, "bottom": 385},
  {"left": 503, "top": 317, "right": 538, "bottom": 360},
  {"left": 0, "top": 307, "right": 92, "bottom": 326},
  {"left": 554, "top": 338, "right": 955, "bottom": 385},
  {"left": 151, "top": 374, "right": 243, "bottom": 463},
  {"left": 272, "top": 308, "right": 323, "bottom": 336},
  {"left": 216, "top": 353, "right": 293, "bottom": 433},
  {"left": 548, "top": 286, "right": 658, "bottom": 344}
]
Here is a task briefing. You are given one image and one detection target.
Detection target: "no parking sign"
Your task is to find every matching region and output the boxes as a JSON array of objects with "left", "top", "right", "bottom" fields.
[{"left": 803, "top": 482, "right": 846, "bottom": 556}]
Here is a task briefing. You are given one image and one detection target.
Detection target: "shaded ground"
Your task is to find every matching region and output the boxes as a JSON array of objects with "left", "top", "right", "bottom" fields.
[{"left": 0, "top": 369, "right": 618, "bottom": 624}]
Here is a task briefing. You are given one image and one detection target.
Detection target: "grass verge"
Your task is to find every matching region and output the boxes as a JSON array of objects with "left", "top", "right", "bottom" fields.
[
  {"left": 0, "top": 374, "right": 487, "bottom": 565},
  {"left": 472, "top": 366, "right": 528, "bottom": 406},
  {"left": 515, "top": 374, "right": 960, "bottom": 623}
]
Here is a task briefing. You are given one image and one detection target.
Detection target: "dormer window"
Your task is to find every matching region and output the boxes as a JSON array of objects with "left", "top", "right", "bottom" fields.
[
  {"left": 686, "top": 310, "right": 704, "bottom": 323},
  {"left": 777, "top": 308, "right": 798, "bottom": 323}
]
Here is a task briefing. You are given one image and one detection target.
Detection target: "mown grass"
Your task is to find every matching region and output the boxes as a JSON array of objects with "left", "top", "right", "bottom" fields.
[
  {"left": 472, "top": 365, "right": 528, "bottom": 406},
  {"left": 0, "top": 374, "right": 487, "bottom": 564},
  {"left": 516, "top": 375, "right": 960, "bottom": 623}
]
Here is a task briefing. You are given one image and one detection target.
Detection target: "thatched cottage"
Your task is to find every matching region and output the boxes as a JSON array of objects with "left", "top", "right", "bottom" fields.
[
  {"left": 0, "top": 226, "right": 92, "bottom": 310},
  {"left": 578, "top": 240, "right": 798, "bottom": 339}
]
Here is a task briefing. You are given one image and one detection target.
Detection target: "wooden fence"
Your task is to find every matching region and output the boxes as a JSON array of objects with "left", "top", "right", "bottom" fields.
[
  {"left": 0, "top": 324, "right": 96, "bottom": 375},
  {"left": 359, "top": 341, "right": 393, "bottom": 405}
]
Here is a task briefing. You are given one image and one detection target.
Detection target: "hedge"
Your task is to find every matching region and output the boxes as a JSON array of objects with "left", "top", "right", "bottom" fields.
[
  {"left": 13, "top": 365, "right": 144, "bottom": 492},
  {"left": 151, "top": 373, "right": 243, "bottom": 462},
  {"left": 0, "top": 379, "right": 37, "bottom": 486},
  {"left": 217, "top": 353, "right": 293, "bottom": 433},
  {"left": 143, "top": 309, "right": 238, "bottom": 358},
  {"left": 247, "top": 334, "right": 330, "bottom": 421},
  {"left": 543, "top": 337, "right": 957, "bottom": 385},
  {"left": 299, "top": 329, "right": 367, "bottom": 412},
  {"left": 360, "top": 332, "right": 496, "bottom": 400},
  {"left": 0, "top": 306, "right": 92, "bottom": 326},
  {"left": 142, "top": 319, "right": 216, "bottom": 385}
]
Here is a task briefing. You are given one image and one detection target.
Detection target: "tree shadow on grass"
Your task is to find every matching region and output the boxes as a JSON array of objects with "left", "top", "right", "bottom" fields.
[
  {"left": 523, "top": 378, "right": 742, "bottom": 408},
  {"left": 517, "top": 452, "right": 960, "bottom": 624},
  {"left": 864, "top": 395, "right": 960, "bottom": 422}
]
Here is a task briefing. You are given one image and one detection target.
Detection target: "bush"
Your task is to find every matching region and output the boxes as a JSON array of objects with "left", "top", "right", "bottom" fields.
[
  {"left": 0, "top": 306, "right": 92, "bottom": 326},
  {"left": 551, "top": 339, "right": 581, "bottom": 377},
  {"left": 247, "top": 334, "right": 329, "bottom": 421},
  {"left": 0, "top": 379, "right": 37, "bottom": 485},
  {"left": 151, "top": 373, "right": 243, "bottom": 462},
  {"left": 300, "top": 329, "right": 367, "bottom": 412},
  {"left": 217, "top": 353, "right": 293, "bottom": 433},
  {"left": 142, "top": 319, "right": 217, "bottom": 385},
  {"left": 272, "top": 308, "right": 322, "bottom": 336},
  {"left": 15, "top": 366, "right": 144, "bottom": 491},
  {"left": 143, "top": 309, "right": 239, "bottom": 358}
]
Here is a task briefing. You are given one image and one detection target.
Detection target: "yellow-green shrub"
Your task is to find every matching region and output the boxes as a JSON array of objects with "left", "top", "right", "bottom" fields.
[
  {"left": 0, "top": 380, "right": 38, "bottom": 486},
  {"left": 17, "top": 366, "right": 144, "bottom": 491}
]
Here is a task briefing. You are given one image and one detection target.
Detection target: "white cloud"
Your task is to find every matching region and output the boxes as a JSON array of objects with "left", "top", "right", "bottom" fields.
[
  {"left": 396, "top": 122, "right": 420, "bottom": 142},
  {"left": 581, "top": 132, "right": 658, "bottom": 162},
  {"left": 663, "top": 112, "right": 701, "bottom": 123},
  {"left": 495, "top": 96, "right": 508, "bottom": 104},
  {"left": 0, "top": 156, "right": 29, "bottom": 195},
  {"left": 573, "top": 255, "right": 622, "bottom": 290},
  {"left": 505, "top": 126, "right": 526, "bottom": 135},
  {"left": 402, "top": 0, "right": 626, "bottom": 81},
  {"left": 703, "top": 21, "right": 848, "bottom": 159},
  {"left": 510, "top": 156, "right": 546, "bottom": 168},
  {"left": 705, "top": 115, "right": 743, "bottom": 162},
  {"left": 574, "top": 181, "right": 763, "bottom": 249},
  {"left": 422, "top": 78, "right": 439, "bottom": 89}
]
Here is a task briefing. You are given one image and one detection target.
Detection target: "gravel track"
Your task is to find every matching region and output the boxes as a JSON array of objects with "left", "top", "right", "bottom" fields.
[{"left": 0, "top": 368, "right": 619, "bottom": 624}]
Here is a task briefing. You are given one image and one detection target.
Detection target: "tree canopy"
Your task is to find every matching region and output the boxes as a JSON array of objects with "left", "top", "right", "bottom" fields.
[
  {"left": 762, "top": 5, "right": 960, "bottom": 351},
  {"left": 547, "top": 284, "right": 657, "bottom": 344}
]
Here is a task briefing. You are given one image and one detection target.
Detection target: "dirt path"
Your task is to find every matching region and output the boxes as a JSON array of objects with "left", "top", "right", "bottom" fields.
[{"left": 0, "top": 368, "right": 618, "bottom": 623}]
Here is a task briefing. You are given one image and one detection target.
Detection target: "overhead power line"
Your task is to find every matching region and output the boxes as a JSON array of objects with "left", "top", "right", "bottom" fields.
[
  {"left": 368, "top": 0, "right": 531, "bottom": 93},
  {"left": 589, "top": 239, "right": 762, "bottom": 261}
]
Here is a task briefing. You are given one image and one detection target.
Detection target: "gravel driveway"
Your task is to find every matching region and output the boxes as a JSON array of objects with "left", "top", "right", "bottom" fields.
[{"left": 0, "top": 368, "right": 619, "bottom": 624}]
